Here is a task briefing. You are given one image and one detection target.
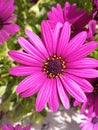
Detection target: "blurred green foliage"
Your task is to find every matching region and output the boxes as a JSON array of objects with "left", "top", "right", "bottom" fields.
[{"left": 0, "top": 0, "right": 97, "bottom": 126}]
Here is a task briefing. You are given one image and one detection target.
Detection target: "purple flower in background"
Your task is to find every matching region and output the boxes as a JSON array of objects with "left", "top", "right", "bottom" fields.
[
  {"left": 47, "top": 2, "right": 90, "bottom": 35},
  {"left": 2, "top": 124, "right": 31, "bottom": 130},
  {"left": 8, "top": 21, "right": 98, "bottom": 112},
  {"left": 74, "top": 77, "right": 98, "bottom": 116},
  {"left": 92, "top": 0, "right": 98, "bottom": 9},
  {"left": 0, "top": 0, "right": 20, "bottom": 45},
  {"left": 80, "top": 112, "right": 98, "bottom": 130}
]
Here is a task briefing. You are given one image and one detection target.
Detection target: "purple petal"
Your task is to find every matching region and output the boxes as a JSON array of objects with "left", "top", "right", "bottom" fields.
[
  {"left": 25, "top": 29, "right": 49, "bottom": 58},
  {"left": 67, "top": 58, "right": 98, "bottom": 69},
  {"left": 9, "top": 66, "right": 41, "bottom": 76},
  {"left": 41, "top": 21, "right": 53, "bottom": 56},
  {"left": 8, "top": 50, "right": 42, "bottom": 66},
  {"left": 66, "top": 68, "right": 98, "bottom": 78},
  {"left": 65, "top": 31, "right": 87, "bottom": 56},
  {"left": 61, "top": 75, "right": 87, "bottom": 102},
  {"left": 3, "top": 24, "right": 20, "bottom": 35},
  {"left": 57, "top": 22, "right": 71, "bottom": 56},
  {"left": 23, "top": 126, "right": 31, "bottom": 130},
  {"left": 36, "top": 78, "right": 53, "bottom": 112},
  {"left": 66, "top": 41, "right": 98, "bottom": 62},
  {"left": 18, "top": 37, "right": 45, "bottom": 60},
  {"left": 47, "top": 4, "right": 64, "bottom": 24},
  {"left": 52, "top": 22, "right": 62, "bottom": 54},
  {"left": 87, "top": 20, "right": 96, "bottom": 41},
  {"left": 16, "top": 72, "right": 46, "bottom": 94},
  {"left": 64, "top": 73, "right": 93, "bottom": 93},
  {"left": 15, "top": 124, "right": 22, "bottom": 130},
  {"left": 2, "top": 124, "right": 12, "bottom": 130},
  {"left": 57, "top": 78, "right": 70, "bottom": 109},
  {"left": 48, "top": 79, "right": 59, "bottom": 112}
]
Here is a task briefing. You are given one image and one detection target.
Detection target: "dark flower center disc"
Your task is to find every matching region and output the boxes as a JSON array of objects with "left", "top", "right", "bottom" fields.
[{"left": 43, "top": 55, "right": 66, "bottom": 78}]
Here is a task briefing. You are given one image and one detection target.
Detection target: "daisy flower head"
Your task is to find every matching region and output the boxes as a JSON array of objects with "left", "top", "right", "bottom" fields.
[
  {"left": 80, "top": 112, "right": 98, "bottom": 130},
  {"left": 8, "top": 21, "right": 98, "bottom": 112},
  {"left": 0, "top": 0, "right": 20, "bottom": 45},
  {"left": 74, "top": 77, "right": 98, "bottom": 116},
  {"left": 47, "top": 2, "right": 90, "bottom": 35},
  {"left": 2, "top": 124, "right": 31, "bottom": 130}
]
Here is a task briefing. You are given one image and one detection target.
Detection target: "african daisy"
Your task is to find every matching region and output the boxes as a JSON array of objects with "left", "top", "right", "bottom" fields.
[
  {"left": 80, "top": 112, "right": 98, "bottom": 130},
  {"left": 8, "top": 21, "right": 98, "bottom": 112},
  {"left": 47, "top": 2, "right": 90, "bottom": 35},
  {"left": 2, "top": 124, "right": 31, "bottom": 130},
  {"left": 0, "top": 0, "right": 20, "bottom": 45}
]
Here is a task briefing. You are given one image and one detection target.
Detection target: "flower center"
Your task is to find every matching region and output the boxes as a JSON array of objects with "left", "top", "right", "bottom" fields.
[
  {"left": 92, "top": 117, "right": 98, "bottom": 124},
  {"left": 92, "top": 79, "right": 98, "bottom": 95},
  {"left": 43, "top": 55, "right": 66, "bottom": 78}
]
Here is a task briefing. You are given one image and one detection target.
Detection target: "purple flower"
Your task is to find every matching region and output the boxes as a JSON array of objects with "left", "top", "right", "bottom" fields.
[
  {"left": 8, "top": 21, "right": 98, "bottom": 112},
  {"left": 92, "top": 0, "right": 98, "bottom": 9},
  {"left": 74, "top": 77, "right": 98, "bottom": 116},
  {"left": 2, "top": 124, "right": 31, "bottom": 130},
  {"left": 0, "top": 0, "right": 20, "bottom": 45},
  {"left": 80, "top": 112, "right": 98, "bottom": 130},
  {"left": 47, "top": 2, "right": 90, "bottom": 35}
]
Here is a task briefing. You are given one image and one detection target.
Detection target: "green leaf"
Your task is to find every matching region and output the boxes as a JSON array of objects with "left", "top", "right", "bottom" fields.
[{"left": 0, "top": 86, "right": 7, "bottom": 97}]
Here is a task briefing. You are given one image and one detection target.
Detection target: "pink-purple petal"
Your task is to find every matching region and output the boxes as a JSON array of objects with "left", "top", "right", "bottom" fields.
[
  {"left": 9, "top": 66, "right": 41, "bottom": 76},
  {"left": 48, "top": 79, "right": 59, "bottom": 112},
  {"left": 65, "top": 31, "right": 87, "bottom": 56},
  {"left": 41, "top": 21, "right": 53, "bottom": 56},
  {"left": 66, "top": 68, "right": 98, "bottom": 78},
  {"left": 3, "top": 24, "right": 20, "bottom": 35},
  {"left": 57, "top": 78, "right": 70, "bottom": 109},
  {"left": 16, "top": 72, "right": 46, "bottom": 93},
  {"left": 64, "top": 73, "right": 93, "bottom": 93},
  {"left": 61, "top": 75, "right": 87, "bottom": 102},
  {"left": 52, "top": 22, "right": 62, "bottom": 54},
  {"left": 66, "top": 41, "right": 98, "bottom": 62},
  {"left": 8, "top": 50, "right": 42, "bottom": 66},
  {"left": 25, "top": 29, "right": 49, "bottom": 58},
  {"left": 57, "top": 22, "right": 71, "bottom": 57},
  {"left": 36, "top": 79, "right": 53, "bottom": 112},
  {"left": 66, "top": 58, "right": 98, "bottom": 69},
  {"left": 18, "top": 37, "right": 45, "bottom": 60}
]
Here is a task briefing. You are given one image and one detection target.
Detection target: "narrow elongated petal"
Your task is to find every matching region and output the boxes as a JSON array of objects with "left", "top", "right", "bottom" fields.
[
  {"left": 41, "top": 21, "right": 53, "bottom": 56},
  {"left": 48, "top": 79, "right": 59, "bottom": 112},
  {"left": 8, "top": 51, "right": 42, "bottom": 66},
  {"left": 67, "top": 58, "right": 98, "bottom": 69},
  {"left": 2, "top": 124, "right": 11, "bottom": 130},
  {"left": 9, "top": 66, "right": 41, "bottom": 76},
  {"left": 64, "top": 73, "right": 93, "bottom": 92},
  {"left": 61, "top": 76, "right": 87, "bottom": 102},
  {"left": 52, "top": 22, "right": 62, "bottom": 54},
  {"left": 66, "top": 41, "right": 98, "bottom": 62},
  {"left": 57, "top": 22, "right": 71, "bottom": 56},
  {"left": 47, "top": 4, "right": 64, "bottom": 23},
  {"left": 3, "top": 24, "right": 20, "bottom": 34},
  {"left": 16, "top": 72, "right": 46, "bottom": 93},
  {"left": 65, "top": 31, "right": 87, "bottom": 56},
  {"left": 25, "top": 29, "right": 49, "bottom": 58},
  {"left": 18, "top": 37, "right": 45, "bottom": 60},
  {"left": 36, "top": 79, "right": 53, "bottom": 112},
  {"left": 57, "top": 78, "right": 70, "bottom": 109},
  {"left": 66, "top": 68, "right": 98, "bottom": 78}
]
